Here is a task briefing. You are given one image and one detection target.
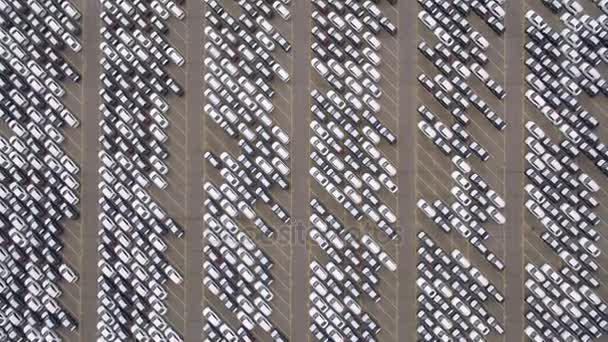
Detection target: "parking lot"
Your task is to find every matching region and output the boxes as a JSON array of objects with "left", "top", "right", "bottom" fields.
[
  {"left": 1, "top": 0, "right": 608, "bottom": 341},
  {"left": 414, "top": 0, "right": 510, "bottom": 340},
  {"left": 201, "top": 0, "right": 293, "bottom": 340},
  {"left": 523, "top": 0, "right": 608, "bottom": 298},
  {"left": 0, "top": 0, "right": 88, "bottom": 339},
  {"left": 521, "top": 0, "right": 608, "bottom": 340},
  {"left": 84, "top": 0, "right": 608, "bottom": 341},
  {"left": 306, "top": 0, "right": 401, "bottom": 339}
]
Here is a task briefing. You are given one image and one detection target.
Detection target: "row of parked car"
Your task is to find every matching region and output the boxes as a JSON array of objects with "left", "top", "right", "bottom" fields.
[
  {"left": 0, "top": 0, "right": 84, "bottom": 340},
  {"left": 309, "top": 198, "right": 394, "bottom": 342},
  {"left": 97, "top": 0, "right": 188, "bottom": 340},
  {"left": 416, "top": 231, "right": 504, "bottom": 342},
  {"left": 417, "top": 0, "right": 506, "bottom": 138},
  {"left": 310, "top": 0, "right": 399, "bottom": 244},
  {"left": 417, "top": 156, "right": 505, "bottom": 271},
  {"left": 309, "top": 1, "right": 397, "bottom": 340},
  {"left": 525, "top": 262, "right": 608, "bottom": 342},
  {"left": 525, "top": 122, "right": 602, "bottom": 286},
  {"left": 202, "top": 188, "right": 285, "bottom": 340},
  {"left": 203, "top": 306, "right": 284, "bottom": 342},
  {"left": 202, "top": 0, "right": 291, "bottom": 340},
  {"left": 416, "top": 2, "right": 508, "bottom": 336},
  {"left": 418, "top": 104, "right": 491, "bottom": 160},
  {"left": 525, "top": 9, "right": 608, "bottom": 170},
  {"left": 524, "top": 2, "right": 608, "bottom": 340}
]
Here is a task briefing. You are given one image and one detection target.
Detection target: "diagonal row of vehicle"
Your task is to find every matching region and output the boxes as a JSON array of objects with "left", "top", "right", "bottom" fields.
[
  {"left": 309, "top": 198, "right": 395, "bottom": 342},
  {"left": 203, "top": 306, "right": 279, "bottom": 342},
  {"left": 525, "top": 262, "right": 608, "bottom": 342},
  {"left": 416, "top": 231, "right": 504, "bottom": 342},
  {"left": 417, "top": 156, "right": 505, "bottom": 271},
  {"left": 417, "top": 0, "right": 506, "bottom": 143},
  {"left": 525, "top": 8, "right": 608, "bottom": 178},
  {"left": 310, "top": 0, "right": 398, "bottom": 241},
  {"left": 415, "top": 0, "right": 509, "bottom": 337},
  {"left": 418, "top": 104, "right": 491, "bottom": 160},
  {"left": 203, "top": 3, "right": 292, "bottom": 227},
  {"left": 0, "top": 0, "right": 85, "bottom": 340},
  {"left": 524, "top": 4, "right": 608, "bottom": 284},
  {"left": 202, "top": 0, "right": 291, "bottom": 339},
  {"left": 202, "top": 198, "right": 285, "bottom": 341},
  {"left": 524, "top": 3, "right": 608, "bottom": 339},
  {"left": 308, "top": 1, "right": 398, "bottom": 340},
  {"left": 96, "top": 0, "right": 188, "bottom": 340},
  {"left": 524, "top": 122, "right": 603, "bottom": 290}
]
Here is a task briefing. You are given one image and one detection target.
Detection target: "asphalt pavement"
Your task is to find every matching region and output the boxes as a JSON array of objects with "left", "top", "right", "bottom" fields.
[
  {"left": 291, "top": 0, "right": 310, "bottom": 340},
  {"left": 79, "top": 0, "right": 101, "bottom": 340},
  {"left": 504, "top": 0, "right": 526, "bottom": 341},
  {"left": 415, "top": 2, "right": 510, "bottom": 341},
  {"left": 184, "top": 0, "right": 205, "bottom": 340},
  {"left": 45, "top": 0, "right": 608, "bottom": 341},
  {"left": 398, "top": 2, "right": 418, "bottom": 342}
]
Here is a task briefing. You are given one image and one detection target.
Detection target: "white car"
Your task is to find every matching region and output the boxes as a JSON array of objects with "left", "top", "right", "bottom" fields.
[
  {"left": 452, "top": 155, "right": 471, "bottom": 174},
  {"left": 450, "top": 217, "right": 472, "bottom": 238},
  {"left": 525, "top": 10, "right": 547, "bottom": 30},
  {"left": 363, "top": 31, "right": 381, "bottom": 51},
  {"left": 540, "top": 106, "right": 562, "bottom": 125},
  {"left": 166, "top": 47, "right": 185, "bottom": 66},
  {"left": 59, "top": 264, "right": 79, "bottom": 283},
  {"left": 378, "top": 157, "right": 396, "bottom": 176},
  {"left": 167, "top": 2, "right": 185, "bottom": 19},
  {"left": 345, "top": 170, "right": 362, "bottom": 189},
  {"left": 272, "top": 125, "right": 289, "bottom": 144},
  {"left": 311, "top": 58, "right": 329, "bottom": 78},
  {"left": 561, "top": 12, "right": 582, "bottom": 32},
  {"left": 344, "top": 186, "right": 362, "bottom": 204},
  {"left": 379, "top": 204, "right": 396, "bottom": 223},
  {"left": 362, "top": 173, "right": 381, "bottom": 191},
  {"left": 578, "top": 173, "right": 599, "bottom": 192},
  {"left": 310, "top": 167, "right": 329, "bottom": 187},
  {"left": 272, "top": 63, "right": 290, "bottom": 82},
  {"left": 486, "top": 206, "right": 505, "bottom": 224},
  {"left": 563, "top": 0, "right": 584, "bottom": 15},
  {"left": 525, "top": 199, "right": 545, "bottom": 219},
  {"left": 451, "top": 187, "right": 471, "bottom": 206},
  {"left": 471, "top": 63, "right": 490, "bottom": 83},
  {"left": 525, "top": 184, "right": 545, "bottom": 204},
  {"left": 451, "top": 171, "right": 471, "bottom": 191},
  {"left": 525, "top": 89, "right": 546, "bottom": 109},
  {"left": 418, "top": 121, "right": 437, "bottom": 140},
  {"left": 434, "top": 121, "right": 453, "bottom": 140},
  {"left": 418, "top": 11, "right": 437, "bottom": 30},
  {"left": 417, "top": 199, "right": 437, "bottom": 219},
  {"left": 452, "top": 202, "right": 472, "bottom": 222},
  {"left": 559, "top": 124, "right": 581, "bottom": 144},
  {"left": 363, "top": 47, "right": 381, "bottom": 66},
  {"left": 434, "top": 27, "right": 454, "bottom": 46},
  {"left": 452, "top": 250, "right": 471, "bottom": 269},
  {"left": 362, "top": 203, "right": 381, "bottom": 223},
  {"left": 362, "top": 126, "right": 381, "bottom": 145},
  {"left": 579, "top": 237, "right": 600, "bottom": 257},
  {"left": 362, "top": 234, "right": 381, "bottom": 254},
  {"left": 378, "top": 251, "right": 397, "bottom": 272},
  {"left": 379, "top": 173, "right": 398, "bottom": 193},
  {"left": 471, "top": 31, "right": 489, "bottom": 50},
  {"left": 62, "top": 32, "right": 81, "bottom": 52},
  {"left": 453, "top": 61, "right": 471, "bottom": 79},
  {"left": 525, "top": 121, "right": 546, "bottom": 140},
  {"left": 362, "top": 93, "right": 381, "bottom": 112},
  {"left": 486, "top": 190, "right": 505, "bottom": 208}
]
